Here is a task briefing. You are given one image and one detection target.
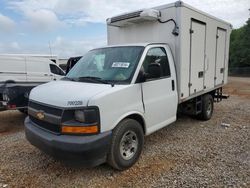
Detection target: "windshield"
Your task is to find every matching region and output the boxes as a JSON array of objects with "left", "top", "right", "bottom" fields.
[{"left": 66, "top": 46, "right": 144, "bottom": 84}]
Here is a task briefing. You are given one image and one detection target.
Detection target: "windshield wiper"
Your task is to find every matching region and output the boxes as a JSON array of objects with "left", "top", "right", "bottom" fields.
[
  {"left": 61, "top": 77, "right": 76, "bottom": 81},
  {"left": 77, "top": 76, "right": 115, "bottom": 87}
]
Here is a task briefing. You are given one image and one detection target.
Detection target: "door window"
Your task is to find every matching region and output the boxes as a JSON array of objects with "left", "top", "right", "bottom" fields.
[
  {"left": 50, "top": 64, "right": 64, "bottom": 75},
  {"left": 141, "top": 47, "right": 171, "bottom": 80}
]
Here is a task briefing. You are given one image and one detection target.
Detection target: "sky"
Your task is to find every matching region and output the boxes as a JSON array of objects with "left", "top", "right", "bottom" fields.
[{"left": 0, "top": 0, "right": 249, "bottom": 58}]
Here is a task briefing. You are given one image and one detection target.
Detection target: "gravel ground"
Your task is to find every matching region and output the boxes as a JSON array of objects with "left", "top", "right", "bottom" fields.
[{"left": 0, "top": 77, "right": 249, "bottom": 187}]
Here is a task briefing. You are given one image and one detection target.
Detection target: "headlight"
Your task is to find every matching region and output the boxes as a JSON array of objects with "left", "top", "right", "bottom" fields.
[
  {"left": 61, "top": 108, "right": 100, "bottom": 135},
  {"left": 75, "top": 110, "right": 85, "bottom": 122},
  {"left": 74, "top": 109, "right": 98, "bottom": 123}
]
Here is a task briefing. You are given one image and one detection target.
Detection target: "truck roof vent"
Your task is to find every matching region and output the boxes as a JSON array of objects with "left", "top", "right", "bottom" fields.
[{"left": 107, "top": 9, "right": 160, "bottom": 27}]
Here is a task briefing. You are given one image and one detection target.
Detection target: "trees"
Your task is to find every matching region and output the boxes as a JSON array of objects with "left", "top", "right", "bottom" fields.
[{"left": 229, "top": 18, "right": 250, "bottom": 68}]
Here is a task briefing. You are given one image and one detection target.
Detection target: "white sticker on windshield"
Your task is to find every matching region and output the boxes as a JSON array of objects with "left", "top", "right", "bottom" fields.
[{"left": 112, "top": 62, "right": 130, "bottom": 68}]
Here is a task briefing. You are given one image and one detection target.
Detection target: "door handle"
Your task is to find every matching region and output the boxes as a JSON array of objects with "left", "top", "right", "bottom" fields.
[
  {"left": 172, "top": 80, "right": 175, "bottom": 91},
  {"left": 44, "top": 74, "right": 48, "bottom": 76}
]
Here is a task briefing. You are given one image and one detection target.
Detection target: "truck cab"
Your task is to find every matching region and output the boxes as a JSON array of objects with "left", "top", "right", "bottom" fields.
[{"left": 25, "top": 43, "right": 178, "bottom": 169}]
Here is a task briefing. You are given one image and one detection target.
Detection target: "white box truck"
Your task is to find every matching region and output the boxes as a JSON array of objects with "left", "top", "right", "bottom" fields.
[
  {"left": 0, "top": 55, "right": 65, "bottom": 111},
  {"left": 25, "top": 1, "right": 231, "bottom": 170}
]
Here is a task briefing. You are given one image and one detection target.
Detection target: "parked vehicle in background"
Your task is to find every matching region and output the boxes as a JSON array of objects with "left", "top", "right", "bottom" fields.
[
  {"left": 0, "top": 55, "right": 65, "bottom": 112},
  {"left": 0, "top": 54, "right": 59, "bottom": 64},
  {"left": 65, "top": 56, "right": 82, "bottom": 74},
  {"left": 25, "top": 1, "right": 231, "bottom": 170}
]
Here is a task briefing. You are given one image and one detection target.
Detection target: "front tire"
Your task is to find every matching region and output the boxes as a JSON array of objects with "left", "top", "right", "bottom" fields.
[{"left": 107, "top": 118, "right": 144, "bottom": 170}]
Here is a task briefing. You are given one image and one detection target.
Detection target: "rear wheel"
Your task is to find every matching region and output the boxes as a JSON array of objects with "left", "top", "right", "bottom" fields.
[
  {"left": 107, "top": 118, "right": 144, "bottom": 170},
  {"left": 198, "top": 94, "right": 213, "bottom": 120}
]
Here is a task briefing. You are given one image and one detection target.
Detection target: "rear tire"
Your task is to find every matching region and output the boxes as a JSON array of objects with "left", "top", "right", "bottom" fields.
[
  {"left": 198, "top": 94, "right": 213, "bottom": 121},
  {"left": 107, "top": 118, "right": 144, "bottom": 170}
]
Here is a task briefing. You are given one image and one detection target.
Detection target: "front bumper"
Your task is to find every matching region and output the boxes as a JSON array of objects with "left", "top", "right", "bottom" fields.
[{"left": 25, "top": 117, "right": 112, "bottom": 167}]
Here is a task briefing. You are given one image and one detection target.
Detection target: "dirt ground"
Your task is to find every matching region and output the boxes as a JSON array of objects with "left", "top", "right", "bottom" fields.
[
  {"left": 0, "top": 77, "right": 249, "bottom": 187},
  {"left": 223, "top": 77, "right": 250, "bottom": 99}
]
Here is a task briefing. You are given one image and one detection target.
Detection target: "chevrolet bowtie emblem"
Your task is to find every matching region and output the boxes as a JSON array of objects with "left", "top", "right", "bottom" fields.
[{"left": 36, "top": 111, "right": 45, "bottom": 120}]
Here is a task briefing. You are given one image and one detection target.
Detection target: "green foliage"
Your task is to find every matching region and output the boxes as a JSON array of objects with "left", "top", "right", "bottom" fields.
[{"left": 229, "top": 18, "right": 250, "bottom": 67}]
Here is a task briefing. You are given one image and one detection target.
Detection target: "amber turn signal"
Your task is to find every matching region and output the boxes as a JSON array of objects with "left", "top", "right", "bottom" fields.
[{"left": 61, "top": 125, "right": 98, "bottom": 134}]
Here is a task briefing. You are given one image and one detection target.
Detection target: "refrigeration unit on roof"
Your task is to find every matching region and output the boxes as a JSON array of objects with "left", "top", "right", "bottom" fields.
[{"left": 106, "top": 9, "right": 160, "bottom": 27}]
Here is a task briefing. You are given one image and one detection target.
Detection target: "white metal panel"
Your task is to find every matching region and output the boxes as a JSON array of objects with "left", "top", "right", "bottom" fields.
[
  {"left": 223, "top": 30, "right": 230, "bottom": 85},
  {"left": 178, "top": 5, "right": 231, "bottom": 102},
  {"left": 0, "top": 56, "right": 27, "bottom": 82},
  {"left": 203, "top": 23, "right": 217, "bottom": 91},
  {"left": 88, "top": 84, "right": 144, "bottom": 133},
  {"left": 215, "top": 28, "right": 226, "bottom": 86},
  {"left": 142, "top": 78, "right": 177, "bottom": 134},
  {"left": 189, "top": 20, "right": 206, "bottom": 94},
  {"left": 30, "top": 81, "right": 113, "bottom": 108},
  {"left": 178, "top": 6, "right": 190, "bottom": 101},
  {"left": 26, "top": 58, "right": 52, "bottom": 82},
  {"left": 0, "top": 57, "right": 25, "bottom": 72}
]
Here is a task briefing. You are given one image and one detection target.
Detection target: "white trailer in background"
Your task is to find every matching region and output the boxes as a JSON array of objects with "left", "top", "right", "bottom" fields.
[{"left": 25, "top": 1, "right": 231, "bottom": 170}]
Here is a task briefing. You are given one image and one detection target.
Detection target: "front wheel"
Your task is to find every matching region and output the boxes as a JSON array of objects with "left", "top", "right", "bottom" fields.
[{"left": 107, "top": 119, "right": 144, "bottom": 170}]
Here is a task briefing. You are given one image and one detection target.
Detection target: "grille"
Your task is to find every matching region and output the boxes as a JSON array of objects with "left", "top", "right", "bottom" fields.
[
  {"left": 29, "top": 101, "right": 63, "bottom": 116},
  {"left": 28, "top": 101, "right": 63, "bottom": 134},
  {"left": 30, "top": 116, "right": 61, "bottom": 134},
  {"left": 111, "top": 11, "right": 142, "bottom": 23}
]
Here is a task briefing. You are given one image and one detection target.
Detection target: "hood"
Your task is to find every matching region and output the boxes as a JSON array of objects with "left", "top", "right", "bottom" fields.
[{"left": 29, "top": 80, "right": 112, "bottom": 107}]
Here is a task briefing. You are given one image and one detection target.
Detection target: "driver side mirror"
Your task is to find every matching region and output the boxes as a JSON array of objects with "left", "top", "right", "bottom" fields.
[
  {"left": 147, "top": 63, "right": 162, "bottom": 79},
  {"left": 136, "top": 63, "right": 162, "bottom": 83}
]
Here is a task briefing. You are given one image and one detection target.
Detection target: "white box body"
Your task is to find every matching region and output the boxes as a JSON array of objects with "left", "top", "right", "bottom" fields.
[{"left": 107, "top": 1, "right": 231, "bottom": 103}]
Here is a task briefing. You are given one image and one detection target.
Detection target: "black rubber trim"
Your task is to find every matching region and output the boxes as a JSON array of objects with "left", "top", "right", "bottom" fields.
[
  {"left": 217, "top": 27, "right": 227, "bottom": 32},
  {"left": 25, "top": 117, "right": 112, "bottom": 166},
  {"left": 191, "top": 18, "right": 206, "bottom": 25}
]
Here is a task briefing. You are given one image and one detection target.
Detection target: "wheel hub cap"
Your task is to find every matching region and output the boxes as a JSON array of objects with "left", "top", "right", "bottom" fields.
[
  {"left": 206, "top": 101, "right": 212, "bottom": 116},
  {"left": 119, "top": 131, "right": 138, "bottom": 160}
]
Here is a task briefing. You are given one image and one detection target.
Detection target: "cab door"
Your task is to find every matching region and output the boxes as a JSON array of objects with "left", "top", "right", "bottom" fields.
[{"left": 138, "top": 45, "right": 178, "bottom": 134}]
